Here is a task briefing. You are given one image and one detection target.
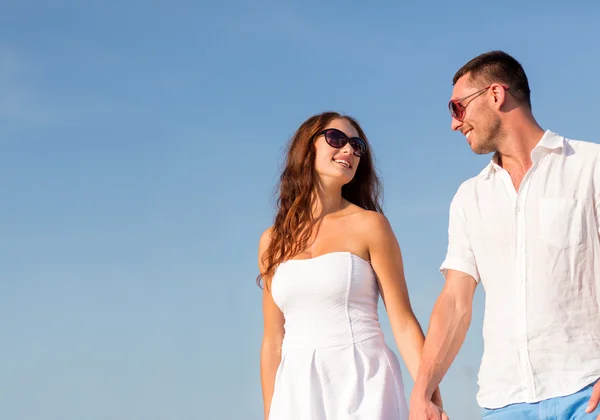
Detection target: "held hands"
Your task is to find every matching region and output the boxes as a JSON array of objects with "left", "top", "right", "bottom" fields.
[{"left": 409, "top": 389, "right": 448, "bottom": 420}]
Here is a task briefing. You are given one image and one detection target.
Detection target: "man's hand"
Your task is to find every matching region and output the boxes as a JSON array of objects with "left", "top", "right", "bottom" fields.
[
  {"left": 409, "top": 396, "right": 448, "bottom": 420},
  {"left": 585, "top": 379, "right": 600, "bottom": 419}
]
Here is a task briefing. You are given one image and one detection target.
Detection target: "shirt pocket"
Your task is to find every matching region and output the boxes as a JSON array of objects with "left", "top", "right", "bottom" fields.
[{"left": 539, "top": 197, "right": 586, "bottom": 249}]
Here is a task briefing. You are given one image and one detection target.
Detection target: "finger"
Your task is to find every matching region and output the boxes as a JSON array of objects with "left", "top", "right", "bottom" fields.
[
  {"left": 441, "top": 411, "right": 449, "bottom": 420},
  {"left": 586, "top": 383, "right": 600, "bottom": 413}
]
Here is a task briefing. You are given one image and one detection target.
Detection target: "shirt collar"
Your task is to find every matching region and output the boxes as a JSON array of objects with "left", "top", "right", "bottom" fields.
[
  {"left": 478, "top": 130, "right": 565, "bottom": 180},
  {"left": 536, "top": 130, "right": 565, "bottom": 152},
  {"left": 478, "top": 156, "right": 500, "bottom": 180}
]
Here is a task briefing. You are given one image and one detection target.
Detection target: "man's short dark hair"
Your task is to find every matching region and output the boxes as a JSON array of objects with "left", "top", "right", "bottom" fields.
[{"left": 453, "top": 51, "right": 532, "bottom": 109}]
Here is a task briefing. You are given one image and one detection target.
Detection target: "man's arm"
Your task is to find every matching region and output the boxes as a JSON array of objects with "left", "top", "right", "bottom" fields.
[
  {"left": 594, "top": 150, "right": 600, "bottom": 239},
  {"left": 585, "top": 150, "right": 600, "bottom": 419},
  {"left": 409, "top": 185, "right": 479, "bottom": 420},
  {"left": 410, "top": 269, "right": 477, "bottom": 404}
]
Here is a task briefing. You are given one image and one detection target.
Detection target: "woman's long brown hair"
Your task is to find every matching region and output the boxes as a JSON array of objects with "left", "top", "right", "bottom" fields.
[{"left": 257, "top": 112, "right": 383, "bottom": 290}]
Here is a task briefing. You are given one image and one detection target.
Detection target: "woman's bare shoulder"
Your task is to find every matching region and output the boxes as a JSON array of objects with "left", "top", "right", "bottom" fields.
[{"left": 347, "top": 206, "right": 389, "bottom": 228}]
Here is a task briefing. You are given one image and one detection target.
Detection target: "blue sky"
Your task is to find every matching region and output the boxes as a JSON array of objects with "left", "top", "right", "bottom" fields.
[{"left": 1, "top": 1, "right": 599, "bottom": 419}]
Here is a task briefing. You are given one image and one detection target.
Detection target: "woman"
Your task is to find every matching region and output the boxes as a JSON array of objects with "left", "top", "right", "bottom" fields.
[{"left": 257, "top": 112, "right": 441, "bottom": 419}]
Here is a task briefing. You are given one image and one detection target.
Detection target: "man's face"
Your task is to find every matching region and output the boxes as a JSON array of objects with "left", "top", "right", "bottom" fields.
[{"left": 450, "top": 75, "right": 501, "bottom": 155}]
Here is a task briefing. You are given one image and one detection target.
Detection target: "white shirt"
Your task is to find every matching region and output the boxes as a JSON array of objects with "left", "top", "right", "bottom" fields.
[{"left": 440, "top": 130, "right": 600, "bottom": 409}]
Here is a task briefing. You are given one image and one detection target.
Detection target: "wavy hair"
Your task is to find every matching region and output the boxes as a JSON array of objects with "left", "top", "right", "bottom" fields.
[{"left": 258, "top": 112, "right": 382, "bottom": 290}]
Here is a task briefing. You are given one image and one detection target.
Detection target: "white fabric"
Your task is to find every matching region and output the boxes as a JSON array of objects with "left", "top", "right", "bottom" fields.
[
  {"left": 269, "top": 251, "right": 408, "bottom": 420},
  {"left": 441, "top": 130, "right": 600, "bottom": 409}
]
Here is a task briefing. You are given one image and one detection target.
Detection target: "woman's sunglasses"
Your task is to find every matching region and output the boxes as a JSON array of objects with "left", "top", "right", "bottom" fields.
[{"left": 319, "top": 128, "right": 368, "bottom": 158}]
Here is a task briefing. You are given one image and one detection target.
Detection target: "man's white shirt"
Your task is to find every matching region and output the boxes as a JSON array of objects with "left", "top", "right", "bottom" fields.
[{"left": 440, "top": 130, "right": 600, "bottom": 408}]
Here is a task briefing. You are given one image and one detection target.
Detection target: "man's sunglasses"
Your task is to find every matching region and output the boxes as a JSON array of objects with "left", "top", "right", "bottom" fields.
[
  {"left": 448, "top": 85, "right": 509, "bottom": 121},
  {"left": 319, "top": 128, "right": 368, "bottom": 158}
]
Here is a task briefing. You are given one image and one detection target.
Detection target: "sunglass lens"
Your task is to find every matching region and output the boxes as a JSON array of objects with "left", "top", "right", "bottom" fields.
[
  {"left": 349, "top": 139, "right": 367, "bottom": 157},
  {"left": 450, "top": 101, "right": 463, "bottom": 120},
  {"left": 325, "top": 129, "right": 347, "bottom": 148}
]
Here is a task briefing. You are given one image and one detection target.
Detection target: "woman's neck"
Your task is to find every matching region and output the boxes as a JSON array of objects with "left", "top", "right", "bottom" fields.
[{"left": 311, "top": 184, "right": 344, "bottom": 218}]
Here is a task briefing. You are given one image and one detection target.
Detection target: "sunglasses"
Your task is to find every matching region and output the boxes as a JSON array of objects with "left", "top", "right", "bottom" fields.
[
  {"left": 448, "top": 85, "right": 509, "bottom": 121},
  {"left": 319, "top": 128, "right": 368, "bottom": 158}
]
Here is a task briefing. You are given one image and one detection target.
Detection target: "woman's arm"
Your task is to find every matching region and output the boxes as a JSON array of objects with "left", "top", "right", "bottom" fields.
[
  {"left": 258, "top": 229, "right": 285, "bottom": 420},
  {"left": 364, "top": 213, "right": 443, "bottom": 407}
]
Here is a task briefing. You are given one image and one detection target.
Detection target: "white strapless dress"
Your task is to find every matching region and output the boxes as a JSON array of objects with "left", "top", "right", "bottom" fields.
[{"left": 269, "top": 252, "right": 408, "bottom": 420}]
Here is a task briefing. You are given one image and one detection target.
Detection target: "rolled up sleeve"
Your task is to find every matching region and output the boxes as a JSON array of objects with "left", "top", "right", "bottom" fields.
[{"left": 440, "top": 189, "right": 480, "bottom": 282}]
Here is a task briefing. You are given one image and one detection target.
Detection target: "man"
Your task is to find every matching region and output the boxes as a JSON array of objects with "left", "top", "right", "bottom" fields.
[{"left": 409, "top": 50, "right": 600, "bottom": 419}]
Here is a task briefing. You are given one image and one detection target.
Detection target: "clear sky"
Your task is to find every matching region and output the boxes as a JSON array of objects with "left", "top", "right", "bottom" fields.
[{"left": 1, "top": 1, "right": 599, "bottom": 419}]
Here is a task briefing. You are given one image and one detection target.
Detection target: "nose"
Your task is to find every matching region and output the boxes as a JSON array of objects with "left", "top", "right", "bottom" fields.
[
  {"left": 340, "top": 141, "right": 354, "bottom": 154},
  {"left": 451, "top": 117, "right": 462, "bottom": 131}
]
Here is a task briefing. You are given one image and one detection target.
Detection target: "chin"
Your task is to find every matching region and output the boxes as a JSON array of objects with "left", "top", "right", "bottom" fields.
[
  {"left": 316, "top": 171, "right": 355, "bottom": 187},
  {"left": 468, "top": 140, "right": 485, "bottom": 154},
  {"left": 472, "top": 143, "right": 495, "bottom": 155},
  {"left": 334, "top": 173, "right": 355, "bottom": 186}
]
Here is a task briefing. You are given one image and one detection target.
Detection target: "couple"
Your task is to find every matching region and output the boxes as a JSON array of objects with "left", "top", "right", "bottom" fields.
[{"left": 257, "top": 50, "right": 600, "bottom": 420}]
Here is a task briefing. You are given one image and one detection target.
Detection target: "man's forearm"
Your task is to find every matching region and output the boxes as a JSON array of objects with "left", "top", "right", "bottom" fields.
[{"left": 412, "top": 290, "right": 472, "bottom": 399}]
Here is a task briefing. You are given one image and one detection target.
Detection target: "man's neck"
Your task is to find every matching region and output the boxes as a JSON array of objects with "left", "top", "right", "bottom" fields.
[
  {"left": 495, "top": 119, "right": 545, "bottom": 191},
  {"left": 496, "top": 122, "right": 545, "bottom": 174}
]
